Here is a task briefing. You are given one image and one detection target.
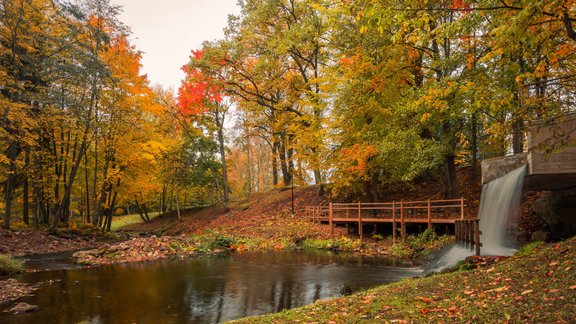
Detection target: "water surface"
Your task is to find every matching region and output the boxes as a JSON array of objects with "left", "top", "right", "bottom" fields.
[{"left": 1, "top": 250, "right": 421, "bottom": 323}]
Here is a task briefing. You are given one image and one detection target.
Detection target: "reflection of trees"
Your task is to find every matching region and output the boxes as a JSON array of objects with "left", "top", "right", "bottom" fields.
[{"left": 1, "top": 251, "right": 420, "bottom": 323}]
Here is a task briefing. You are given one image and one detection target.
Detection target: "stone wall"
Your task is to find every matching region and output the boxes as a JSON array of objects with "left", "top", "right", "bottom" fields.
[
  {"left": 527, "top": 112, "right": 576, "bottom": 175},
  {"left": 481, "top": 153, "right": 528, "bottom": 185}
]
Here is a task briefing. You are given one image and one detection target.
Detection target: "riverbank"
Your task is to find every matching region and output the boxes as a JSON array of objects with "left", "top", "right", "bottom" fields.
[
  {"left": 0, "top": 227, "right": 111, "bottom": 257},
  {"left": 234, "top": 238, "right": 576, "bottom": 323},
  {"left": 71, "top": 229, "right": 453, "bottom": 266}
]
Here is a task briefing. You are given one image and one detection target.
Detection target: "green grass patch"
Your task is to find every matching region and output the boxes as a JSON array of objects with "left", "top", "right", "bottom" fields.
[
  {"left": 302, "top": 236, "right": 365, "bottom": 251},
  {"left": 388, "top": 229, "right": 454, "bottom": 258},
  {"left": 111, "top": 212, "right": 160, "bottom": 231},
  {"left": 0, "top": 254, "right": 25, "bottom": 276},
  {"left": 516, "top": 241, "right": 544, "bottom": 256}
]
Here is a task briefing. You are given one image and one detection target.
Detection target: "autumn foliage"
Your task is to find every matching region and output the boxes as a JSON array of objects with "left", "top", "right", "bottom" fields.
[{"left": 177, "top": 50, "right": 222, "bottom": 116}]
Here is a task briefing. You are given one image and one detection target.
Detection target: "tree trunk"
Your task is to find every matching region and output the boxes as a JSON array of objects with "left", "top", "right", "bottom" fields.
[
  {"left": 272, "top": 142, "right": 279, "bottom": 186},
  {"left": 105, "top": 181, "right": 119, "bottom": 232},
  {"left": 161, "top": 185, "right": 166, "bottom": 213},
  {"left": 3, "top": 143, "right": 19, "bottom": 229},
  {"left": 512, "top": 119, "right": 524, "bottom": 154},
  {"left": 142, "top": 202, "right": 151, "bottom": 222},
  {"left": 84, "top": 150, "right": 90, "bottom": 224},
  {"left": 23, "top": 149, "right": 30, "bottom": 225},
  {"left": 175, "top": 187, "right": 181, "bottom": 221},
  {"left": 471, "top": 113, "right": 478, "bottom": 170},
  {"left": 245, "top": 133, "right": 253, "bottom": 194},
  {"left": 278, "top": 140, "right": 292, "bottom": 186},
  {"left": 444, "top": 155, "right": 460, "bottom": 199},
  {"left": 134, "top": 198, "right": 148, "bottom": 223},
  {"left": 217, "top": 123, "right": 229, "bottom": 204}
]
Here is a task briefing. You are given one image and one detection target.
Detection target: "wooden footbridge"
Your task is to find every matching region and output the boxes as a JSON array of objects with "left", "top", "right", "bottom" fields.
[{"left": 304, "top": 198, "right": 482, "bottom": 255}]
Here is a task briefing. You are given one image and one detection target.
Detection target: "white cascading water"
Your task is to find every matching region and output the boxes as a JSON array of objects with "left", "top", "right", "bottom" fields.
[
  {"left": 423, "top": 165, "right": 528, "bottom": 274},
  {"left": 478, "top": 165, "right": 527, "bottom": 256}
]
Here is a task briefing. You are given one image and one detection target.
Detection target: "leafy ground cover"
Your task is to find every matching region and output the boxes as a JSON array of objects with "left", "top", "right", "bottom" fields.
[
  {"left": 234, "top": 238, "right": 576, "bottom": 323},
  {"left": 0, "top": 227, "right": 113, "bottom": 257}
]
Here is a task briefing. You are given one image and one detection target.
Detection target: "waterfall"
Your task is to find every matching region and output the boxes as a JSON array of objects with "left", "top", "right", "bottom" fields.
[
  {"left": 478, "top": 165, "right": 527, "bottom": 256},
  {"left": 423, "top": 165, "right": 527, "bottom": 274}
]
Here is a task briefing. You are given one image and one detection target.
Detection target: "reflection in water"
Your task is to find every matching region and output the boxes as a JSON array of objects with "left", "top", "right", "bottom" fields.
[{"left": 1, "top": 250, "right": 421, "bottom": 323}]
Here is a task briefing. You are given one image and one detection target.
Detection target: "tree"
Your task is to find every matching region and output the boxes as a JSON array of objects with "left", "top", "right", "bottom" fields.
[{"left": 178, "top": 49, "right": 231, "bottom": 204}]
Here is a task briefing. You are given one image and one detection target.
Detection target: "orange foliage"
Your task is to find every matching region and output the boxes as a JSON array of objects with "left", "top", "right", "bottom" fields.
[
  {"left": 339, "top": 144, "right": 377, "bottom": 174},
  {"left": 177, "top": 49, "right": 222, "bottom": 117}
]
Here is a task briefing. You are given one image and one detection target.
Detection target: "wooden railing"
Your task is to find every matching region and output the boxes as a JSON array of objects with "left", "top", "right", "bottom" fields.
[
  {"left": 304, "top": 198, "right": 467, "bottom": 242},
  {"left": 455, "top": 218, "right": 482, "bottom": 256}
]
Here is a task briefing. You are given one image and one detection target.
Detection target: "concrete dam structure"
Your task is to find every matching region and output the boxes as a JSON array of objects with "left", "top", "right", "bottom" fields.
[{"left": 481, "top": 112, "right": 576, "bottom": 239}]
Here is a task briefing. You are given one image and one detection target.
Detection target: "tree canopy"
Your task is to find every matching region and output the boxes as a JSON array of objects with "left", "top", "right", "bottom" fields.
[{"left": 2, "top": 0, "right": 575, "bottom": 230}]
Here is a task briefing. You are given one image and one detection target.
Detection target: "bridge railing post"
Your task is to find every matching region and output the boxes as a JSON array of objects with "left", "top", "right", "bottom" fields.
[
  {"left": 400, "top": 200, "right": 405, "bottom": 242},
  {"left": 329, "top": 202, "right": 334, "bottom": 237},
  {"left": 474, "top": 219, "right": 481, "bottom": 256},
  {"left": 392, "top": 201, "right": 397, "bottom": 244},
  {"left": 427, "top": 199, "right": 431, "bottom": 230}
]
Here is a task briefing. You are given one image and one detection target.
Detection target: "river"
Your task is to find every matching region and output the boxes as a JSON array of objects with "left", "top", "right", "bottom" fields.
[{"left": 1, "top": 250, "right": 424, "bottom": 323}]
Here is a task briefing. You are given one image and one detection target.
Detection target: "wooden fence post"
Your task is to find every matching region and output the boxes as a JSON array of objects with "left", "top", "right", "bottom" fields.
[
  {"left": 392, "top": 201, "right": 397, "bottom": 244},
  {"left": 460, "top": 197, "right": 465, "bottom": 220},
  {"left": 455, "top": 221, "right": 459, "bottom": 242},
  {"left": 329, "top": 202, "right": 334, "bottom": 237},
  {"left": 400, "top": 200, "right": 405, "bottom": 242},
  {"left": 427, "top": 199, "right": 431, "bottom": 230},
  {"left": 358, "top": 201, "right": 362, "bottom": 240},
  {"left": 474, "top": 219, "right": 481, "bottom": 256}
]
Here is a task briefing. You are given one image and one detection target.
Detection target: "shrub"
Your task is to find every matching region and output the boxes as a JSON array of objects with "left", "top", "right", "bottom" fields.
[{"left": 0, "top": 255, "right": 25, "bottom": 276}]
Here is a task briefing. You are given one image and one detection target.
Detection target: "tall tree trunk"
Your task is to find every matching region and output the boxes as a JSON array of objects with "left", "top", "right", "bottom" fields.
[
  {"left": 84, "top": 150, "right": 90, "bottom": 224},
  {"left": 50, "top": 107, "right": 94, "bottom": 233},
  {"left": 23, "top": 149, "right": 30, "bottom": 225},
  {"left": 142, "top": 202, "right": 151, "bottom": 222},
  {"left": 217, "top": 122, "right": 229, "bottom": 204},
  {"left": 134, "top": 198, "right": 148, "bottom": 223},
  {"left": 245, "top": 130, "right": 253, "bottom": 194},
  {"left": 3, "top": 144, "right": 18, "bottom": 229},
  {"left": 272, "top": 142, "right": 279, "bottom": 186},
  {"left": 278, "top": 140, "right": 292, "bottom": 186},
  {"left": 33, "top": 190, "right": 39, "bottom": 227},
  {"left": 92, "top": 136, "right": 99, "bottom": 225},
  {"left": 444, "top": 155, "right": 460, "bottom": 199},
  {"left": 175, "top": 187, "right": 181, "bottom": 221},
  {"left": 512, "top": 119, "right": 524, "bottom": 154},
  {"left": 471, "top": 113, "right": 478, "bottom": 170},
  {"left": 161, "top": 185, "right": 166, "bottom": 213},
  {"left": 104, "top": 179, "right": 120, "bottom": 232}
]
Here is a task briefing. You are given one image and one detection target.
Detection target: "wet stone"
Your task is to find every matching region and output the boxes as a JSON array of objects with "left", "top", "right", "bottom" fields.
[{"left": 6, "top": 302, "right": 39, "bottom": 314}]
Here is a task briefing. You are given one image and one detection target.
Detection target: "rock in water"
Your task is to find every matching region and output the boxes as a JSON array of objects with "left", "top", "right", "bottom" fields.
[{"left": 6, "top": 302, "right": 39, "bottom": 314}]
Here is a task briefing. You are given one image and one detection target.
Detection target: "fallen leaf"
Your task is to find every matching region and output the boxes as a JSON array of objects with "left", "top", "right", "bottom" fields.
[
  {"left": 521, "top": 290, "right": 533, "bottom": 295},
  {"left": 486, "top": 286, "right": 508, "bottom": 293}
]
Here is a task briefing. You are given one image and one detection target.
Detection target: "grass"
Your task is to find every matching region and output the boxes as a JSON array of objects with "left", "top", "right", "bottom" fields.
[
  {"left": 111, "top": 212, "right": 160, "bottom": 231},
  {"left": 0, "top": 254, "right": 25, "bottom": 276},
  {"left": 232, "top": 238, "right": 576, "bottom": 323}
]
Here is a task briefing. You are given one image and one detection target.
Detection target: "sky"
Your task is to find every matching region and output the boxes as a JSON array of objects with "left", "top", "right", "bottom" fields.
[{"left": 111, "top": 0, "right": 241, "bottom": 91}]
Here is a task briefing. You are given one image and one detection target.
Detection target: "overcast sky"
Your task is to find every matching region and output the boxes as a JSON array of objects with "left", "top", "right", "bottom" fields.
[{"left": 111, "top": 0, "right": 241, "bottom": 91}]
